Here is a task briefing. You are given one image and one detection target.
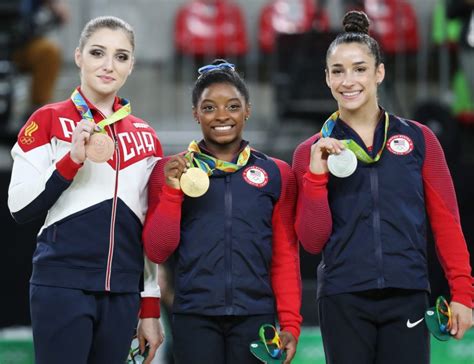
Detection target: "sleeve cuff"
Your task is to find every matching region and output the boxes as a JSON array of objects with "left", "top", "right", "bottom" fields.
[
  {"left": 139, "top": 297, "right": 161, "bottom": 318},
  {"left": 303, "top": 170, "right": 329, "bottom": 185},
  {"left": 162, "top": 184, "right": 184, "bottom": 199},
  {"left": 281, "top": 325, "right": 301, "bottom": 342},
  {"left": 56, "top": 152, "right": 83, "bottom": 180}
]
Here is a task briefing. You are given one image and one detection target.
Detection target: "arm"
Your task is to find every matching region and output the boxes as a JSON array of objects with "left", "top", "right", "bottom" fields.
[
  {"left": 8, "top": 110, "right": 84, "bottom": 223},
  {"left": 142, "top": 156, "right": 185, "bottom": 264},
  {"left": 137, "top": 256, "right": 163, "bottom": 364},
  {"left": 420, "top": 124, "right": 473, "bottom": 338},
  {"left": 292, "top": 137, "right": 333, "bottom": 254},
  {"left": 270, "top": 159, "right": 303, "bottom": 363}
]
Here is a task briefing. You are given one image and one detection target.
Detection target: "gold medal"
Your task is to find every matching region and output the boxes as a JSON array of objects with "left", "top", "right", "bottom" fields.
[
  {"left": 180, "top": 167, "right": 210, "bottom": 197},
  {"left": 85, "top": 133, "right": 115, "bottom": 163}
]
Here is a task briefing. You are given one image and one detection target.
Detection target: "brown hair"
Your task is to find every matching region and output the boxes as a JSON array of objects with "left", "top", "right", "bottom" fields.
[
  {"left": 326, "top": 10, "right": 382, "bottom": 67},
  {"left": 78, "top": 16, "right": 135, "bottom": 52}
]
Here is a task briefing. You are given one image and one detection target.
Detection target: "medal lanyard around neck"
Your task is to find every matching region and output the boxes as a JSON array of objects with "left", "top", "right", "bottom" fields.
[
  {"left": 320, "top": 110, "right": 389, "bottom": 164},
  {"left": 185, "top": 140, "right": 251, "bottom": 176},
  {"left": 70, "top": 89, "right": 132, "bottom": 133}
]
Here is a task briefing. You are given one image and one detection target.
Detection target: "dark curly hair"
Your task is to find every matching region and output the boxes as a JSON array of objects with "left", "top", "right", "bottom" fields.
[
  {"left": 191, "top": 59, "right": 250, "bottom": 108},
  {"left": 326, "top": 10, "right": 382, "bottom": 67}
]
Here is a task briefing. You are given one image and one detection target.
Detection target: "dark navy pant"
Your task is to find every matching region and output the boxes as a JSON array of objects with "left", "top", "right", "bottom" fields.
[
  {"left": 318, "top": 288, "right": 430, "bottom": 364},
  {"left": 172, "top": 313, "right": 275, "bottom": 364},
  {"left": 30, "top": 284, "right": 140, "bottom": 364}
]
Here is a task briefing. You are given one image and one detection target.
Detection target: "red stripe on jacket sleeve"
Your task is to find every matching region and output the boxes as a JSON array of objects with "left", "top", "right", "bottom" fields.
[
  {"left": 419, "top": 123, "right": 473, "bottom": 308},
  {"left": 142, "top": 157, "right": 184, "bottom": 264},
  {"left": 56, "top": 152, "right": 83, "bottom": 180},
  {"left": 270, "top": 158, "right": 303, "bottom": 341},
  {"left": 292, "top": 136, "right": 332, "bottom": 254},
  {"left": 139, "top": 297, "right": 161, "bottom": 318}
]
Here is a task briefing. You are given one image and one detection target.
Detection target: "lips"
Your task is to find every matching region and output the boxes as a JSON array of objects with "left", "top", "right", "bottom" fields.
[
  {"left": 212, "top": 125, "right": 233, "bottom": 131},
  {"left": 98, "top": 75, "right": 115, "bottom": 83},
  {"left": 341, "top": 90, "right": 362, "bottom": 98}
]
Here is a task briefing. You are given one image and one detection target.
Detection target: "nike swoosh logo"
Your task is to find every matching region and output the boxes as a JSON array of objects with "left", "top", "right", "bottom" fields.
[{"left": 406, "top": 318, "right": 424, "bottom": 328}]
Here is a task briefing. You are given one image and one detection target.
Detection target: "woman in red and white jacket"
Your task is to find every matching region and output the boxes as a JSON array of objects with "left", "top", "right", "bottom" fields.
[{"left": 8, "top": 16, "right": 163, "bottom": 364}]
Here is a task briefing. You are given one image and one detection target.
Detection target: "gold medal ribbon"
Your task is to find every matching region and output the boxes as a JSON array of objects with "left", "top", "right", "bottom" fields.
[{"left": 185, "top": 140, "right": 251, "bottom": 175}]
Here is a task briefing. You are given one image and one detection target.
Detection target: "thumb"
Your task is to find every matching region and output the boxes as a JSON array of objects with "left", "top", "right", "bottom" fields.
[{"left": 450, "top": 312, "right": 459, "bottom": 336}]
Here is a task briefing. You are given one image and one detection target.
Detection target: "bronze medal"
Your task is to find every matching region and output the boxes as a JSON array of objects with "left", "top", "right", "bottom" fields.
[
  {"left": 85, "top": 133, "right": 115, "bottom": 163},
  {"left": 180, "top": 167, "right": 210, "bottom": 197}
]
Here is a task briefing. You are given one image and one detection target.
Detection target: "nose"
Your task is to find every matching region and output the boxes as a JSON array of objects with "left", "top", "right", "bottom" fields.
[
  {"left": 215, "top": 106, "right": 229, "bottom": 121},
  {"left": 341, "top": 71, "right": 355, "bottom": 87},
  {"left": 102, "top": 55, "right": 113, "bottom": 71}
]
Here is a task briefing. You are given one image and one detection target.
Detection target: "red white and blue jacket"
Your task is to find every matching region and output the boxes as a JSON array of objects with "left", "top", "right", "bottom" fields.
[
  {"left": 142, "top": 143, "right": 303, "bottom": 339},
  {"left": 293, "top": 111, "right": 473, "bottom": 308},
  {"left": 8, "top": 88, "right": 162, "bottom": 317}
]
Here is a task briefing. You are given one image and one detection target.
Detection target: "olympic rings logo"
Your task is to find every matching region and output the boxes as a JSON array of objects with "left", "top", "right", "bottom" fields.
[{"left": 20, "top": 136, "right": 35, "bottom": 145}]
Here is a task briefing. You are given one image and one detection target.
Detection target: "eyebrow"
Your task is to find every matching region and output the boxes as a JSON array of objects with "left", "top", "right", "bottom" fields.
[
  {"left": 330, "top": 61, "right": 368, "bottom": 67},
  {"left": 201, "top": 98, "right": 242, "bottom": 103},
  {"left": 90, "top": 44, "right": 131, "bottom": 53}
]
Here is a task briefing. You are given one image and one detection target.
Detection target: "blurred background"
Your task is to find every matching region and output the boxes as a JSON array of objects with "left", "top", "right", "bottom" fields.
[{"left": 0, "top": 0, "right": 473, "bottom": 363}]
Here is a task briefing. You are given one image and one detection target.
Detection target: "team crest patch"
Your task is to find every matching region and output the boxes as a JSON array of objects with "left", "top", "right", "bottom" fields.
[
  {"left": 20, "top": 120, "right": 39, "bottom": 145},
  {"left": 243, "top": 166, "right": 268, "bottom": 187},
  {"left": 386, "top": 135, "right": 414, "bottom": 155}
]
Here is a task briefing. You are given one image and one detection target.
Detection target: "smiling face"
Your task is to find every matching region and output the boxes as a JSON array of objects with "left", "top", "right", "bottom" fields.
[
  {"left": 326, "top": 42, "right": 384, "bottom": 115},
  {"left": 75, "top": 27, "right": 134, "bottom": 101},
  {"left": 193, "top": 82, "right": 250, "bottom": 153}
]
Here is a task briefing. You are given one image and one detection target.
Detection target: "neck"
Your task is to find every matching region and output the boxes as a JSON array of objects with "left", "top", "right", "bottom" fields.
[
  {"left": 339, "top": 102, "right": 380, "bottom": 131},
  {"left": 80, "top": 85, "right": 116, "bottom": 117},
  {"left": 203, "top": 139, "right": 242, "bottom": 162}
]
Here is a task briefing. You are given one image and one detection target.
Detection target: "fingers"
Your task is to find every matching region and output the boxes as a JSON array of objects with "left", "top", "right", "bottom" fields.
[
  {"left": 279, "top": 331, "right": 297, "bottom": 364},
  {"left": 449, "top": 301, "right": 473, "bottom": 340},
  {"left": 164, "top": 155, "right": 190, "bottom": 187},
  {"left": 315, "top": 137, "right": 346, "bottom": 155},
  {"left": 138, "top": 334, "right": 146, "bottom": 357},
  {"left": 144, "top": 343, "right": 158, "bottom": 364}
]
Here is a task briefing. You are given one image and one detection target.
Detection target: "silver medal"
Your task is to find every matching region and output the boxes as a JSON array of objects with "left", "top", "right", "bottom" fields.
[{"left": 327, "top": 148, "right": 357, "bottom": 178}]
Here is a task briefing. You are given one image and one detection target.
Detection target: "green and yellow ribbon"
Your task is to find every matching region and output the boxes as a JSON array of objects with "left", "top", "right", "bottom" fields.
[
  {"left": 185, "top": 140, "right": 251, "bottom": 175},
  {"left": 70, "top": 89, "right": 131, "bottom": 133},
  {"left": 320, "top": 110, "right": 389, "bottom": 164}
]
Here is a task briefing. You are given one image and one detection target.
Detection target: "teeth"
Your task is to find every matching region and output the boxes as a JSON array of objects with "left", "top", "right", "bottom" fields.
[
  {"left": 342, "top": 91, "right": 360, "bottom": 97},
  {"left": 214, "top": 126, "right": 232, "bottom": 131}
]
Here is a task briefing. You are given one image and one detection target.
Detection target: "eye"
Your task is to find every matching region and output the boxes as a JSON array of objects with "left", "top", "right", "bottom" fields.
[
  {"left": 201, "top": 105, "right": 215, "bottom": 113},
  {"left": 116, "top": 53, "right": 130, "bottom": 62},
  {"left": 331, "top": 69, "right": 342, "bottom": 75},
  {"left": 355, "top": 67, "right": 367, "bottom": 73},
  {"left": 227, "top": 104, "right": 241, "bottom": 111},
  {"left": 89, "top": 49, "right": 103, "bottom": 57}
]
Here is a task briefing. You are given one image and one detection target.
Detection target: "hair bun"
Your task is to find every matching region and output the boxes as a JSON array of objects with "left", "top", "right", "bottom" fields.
[
  {"left": 342, "top": 10, "right": 370, "bottom": 35},
  {"left": 212, "top": 58, "right": 229, "bottom": 66}
]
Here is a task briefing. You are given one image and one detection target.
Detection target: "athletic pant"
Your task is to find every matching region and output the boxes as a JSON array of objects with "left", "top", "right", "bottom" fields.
[
  {"left": 318, "top": 288, "right": 429, "bottom": 364},
  {"left": 30, "top": 284, "right": 140, "bottom": 364},
  {"left": 172, "top": 313, "right": 275, "bottom": 364}
]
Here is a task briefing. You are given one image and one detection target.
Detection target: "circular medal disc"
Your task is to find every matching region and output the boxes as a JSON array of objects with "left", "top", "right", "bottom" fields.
[
  {"left": 327, "top": 148, "right": 357, "bottom": 178},
  {"left": 180, "top": 167, "right": 210, "bottom": 198},
  {"left": 85, "top": 133, "right": 115, "bottom": 163}
]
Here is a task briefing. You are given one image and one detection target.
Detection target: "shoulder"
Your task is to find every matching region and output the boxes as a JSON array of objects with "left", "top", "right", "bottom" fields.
[
  {"left": 293, "top": 134, "right": 320, "bottom": 157},
  {"left": 292, "top": 133, "right": 320, "bottom": 175}
]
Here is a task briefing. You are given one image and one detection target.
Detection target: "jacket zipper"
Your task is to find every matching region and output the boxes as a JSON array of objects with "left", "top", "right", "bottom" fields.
[
  {"left": 224, "top": 174, "right": 233, "bottom": 314},
  {"left": 370, "top": 167, "right": 384, "bottom": 288},
  {"left": 102, "top": 120, "right": 120, "bottom": 292}
]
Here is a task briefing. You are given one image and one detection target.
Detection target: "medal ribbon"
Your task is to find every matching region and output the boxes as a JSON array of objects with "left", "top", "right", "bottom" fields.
[
  {"left": 185, "top": 140, "right": 251, "bottom": 175},
  {"left": 70, "top": 89, "right": 131, "bottom": 133},
  {"left": 320, "top": 110, "right": 389, "bottom": 164}
]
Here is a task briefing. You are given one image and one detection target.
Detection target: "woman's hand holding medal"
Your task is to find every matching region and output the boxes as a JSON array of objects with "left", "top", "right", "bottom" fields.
[
  {"left": 70, "top": 119, "right": 101, "bottom": 164},
  {"left": 310, "top": 137, "right": 346, "bottom": 175},
  {"left": 164, "top": 155, "right": 190, "bottom": 190}
]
